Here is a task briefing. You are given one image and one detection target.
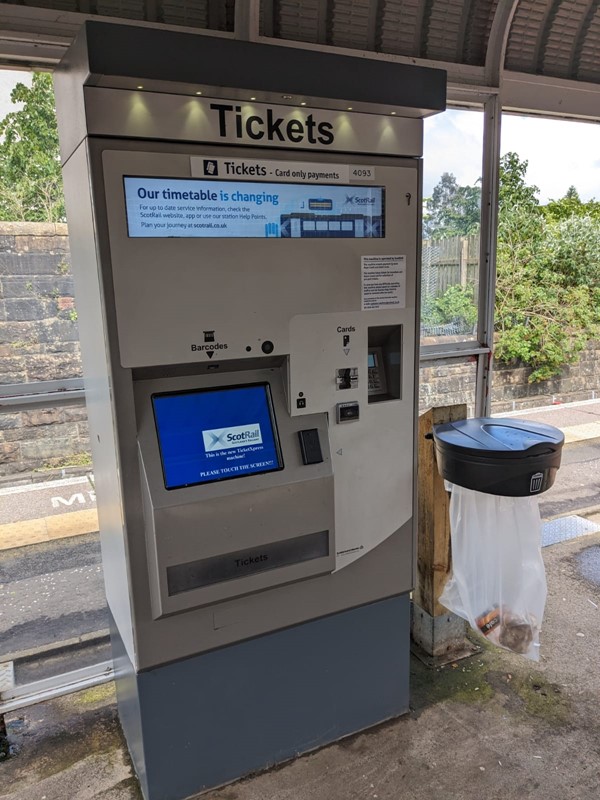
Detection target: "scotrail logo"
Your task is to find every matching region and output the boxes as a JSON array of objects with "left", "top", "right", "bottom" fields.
[
  {"left": 344, "top": 194, "right": 376, "bottom": 206},
  {"left": 202, "top": 424, "right": 262, "bottom": 452}
]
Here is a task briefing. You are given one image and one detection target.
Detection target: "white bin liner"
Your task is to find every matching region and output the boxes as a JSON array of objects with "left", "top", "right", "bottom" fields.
[{"left": 440, "top": 484, "right": 547, "bottom": 661}]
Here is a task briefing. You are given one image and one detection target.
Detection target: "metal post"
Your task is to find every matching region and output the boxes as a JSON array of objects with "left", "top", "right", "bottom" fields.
[
  {"left": 234, "top": 0, "right": 261, "bottom": 41},
  {"left": 475, "top": 94, "right": 502, "bottom": 417}
]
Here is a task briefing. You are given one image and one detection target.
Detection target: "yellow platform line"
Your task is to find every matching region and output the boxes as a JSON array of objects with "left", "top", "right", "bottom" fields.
[
  {"left": 0, "top": 509, "right": 98, "bottom": 551},
  {"left": 561, "top": 421, "right": 600, "bottom": 444}
]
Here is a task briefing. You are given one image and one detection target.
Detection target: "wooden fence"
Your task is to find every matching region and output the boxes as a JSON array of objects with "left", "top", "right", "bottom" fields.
[{"left": 422, "top": 234, "right": 479, "bottom": 298}]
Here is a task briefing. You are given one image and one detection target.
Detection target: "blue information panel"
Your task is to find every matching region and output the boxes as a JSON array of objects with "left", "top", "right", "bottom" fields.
[
  {"left": 124, "top": 177, "right": 385, "bottom": 238},
  {"left": 152, "top": 384, "right": 283, "bottom": 489}
]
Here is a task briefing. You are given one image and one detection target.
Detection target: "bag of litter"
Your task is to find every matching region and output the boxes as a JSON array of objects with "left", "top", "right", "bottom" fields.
[{"left": 439, "top": 483, "right": 547, "bottom": 661}]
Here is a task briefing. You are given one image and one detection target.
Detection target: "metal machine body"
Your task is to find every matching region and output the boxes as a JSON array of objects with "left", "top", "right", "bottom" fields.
[{"left": 55, "top": 22, "right": 445, "bottom": 800}]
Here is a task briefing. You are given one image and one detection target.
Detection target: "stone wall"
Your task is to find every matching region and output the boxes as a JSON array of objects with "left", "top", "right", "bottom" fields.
[
  {"left": 490, "top": 345, "right": 600, "bottom": 412},
  {"left": 1, "top": 223, "right": 599, "bottom": 479},
  {"left": 419, "top": 356, "right": 478, "bottom": 415},
  {"left": 0, "top": 222, "right": 90, "bottom": 478},
  {"left": 419, "top": 344, "right": 600, "bottom": 416}
]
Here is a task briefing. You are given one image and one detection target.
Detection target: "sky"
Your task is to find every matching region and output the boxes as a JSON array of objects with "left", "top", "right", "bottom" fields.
[
  {"left": 0, "top": 68, "right": 598, "bottom": 205},
  {"left": 424, "top": 107, "right": 600, "bottom": 204},
  {"left": 0, "top": 68, "right": 30, "bottom": 113}
]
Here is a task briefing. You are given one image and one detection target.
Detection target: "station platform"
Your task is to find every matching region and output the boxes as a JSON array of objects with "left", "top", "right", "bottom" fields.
[
  {"left": 2, "top": 520, "right": 599, "bottom": 800},
  {"left": 1, "top": 401, "right": 599, "bottom": 799}
]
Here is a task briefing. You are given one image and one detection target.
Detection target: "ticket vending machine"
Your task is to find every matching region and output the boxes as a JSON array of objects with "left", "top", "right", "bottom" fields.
[{"left": 55, "top": 23, "right": 445, "bottom": 800}]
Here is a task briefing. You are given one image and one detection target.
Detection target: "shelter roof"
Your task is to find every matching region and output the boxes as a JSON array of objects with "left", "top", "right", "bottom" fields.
[{"left": 0, "top": 1, "right": 598, "bottom": 118}]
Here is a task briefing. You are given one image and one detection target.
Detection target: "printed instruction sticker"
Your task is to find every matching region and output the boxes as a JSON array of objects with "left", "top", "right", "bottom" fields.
[{"left": 361, "top": 255, "right": 406, "bottom": 310}]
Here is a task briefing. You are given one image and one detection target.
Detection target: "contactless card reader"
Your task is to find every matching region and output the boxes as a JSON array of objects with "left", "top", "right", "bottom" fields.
[{"left": 337, "top": 401, "right": 360, "bottom": 423}]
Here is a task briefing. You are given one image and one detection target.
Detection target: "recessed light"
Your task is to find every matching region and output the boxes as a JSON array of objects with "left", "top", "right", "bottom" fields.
[
  {"left": 250, "top": 96, "right": 256, "bottom": 101},
  {"left": 300, "top": 102, "right": 307, "bottom": 106},
  {"left": 391, "top": 111, "right": 396, "bottom": 115},
  {"left": 195, "top": 91, "right": 203, "bottom": 95},
  {"left": 347, "top": 107, "right": 353, "bottom": 111},
  {"left": 136, "top": 85, "right": 144, "bottom": 90}
]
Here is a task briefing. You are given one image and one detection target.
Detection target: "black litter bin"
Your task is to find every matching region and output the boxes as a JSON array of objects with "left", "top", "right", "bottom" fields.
[{"left": 432, "top": 417, "right": 564, "bottom": 497}]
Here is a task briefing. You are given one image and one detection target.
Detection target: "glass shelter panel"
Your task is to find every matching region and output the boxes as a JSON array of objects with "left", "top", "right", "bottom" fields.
[
  {"left": 421, "top": 109, "right": 484, "bottom": 345},
  {"left": 491, "top": 113, "right": 600, "bottom": 415},
  {"left": 0, "top": 163, "right": 105, "bottom": 682}
]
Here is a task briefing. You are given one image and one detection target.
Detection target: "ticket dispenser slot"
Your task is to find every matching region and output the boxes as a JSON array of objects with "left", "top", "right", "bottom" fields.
[{"left": 367, "top": 325, "right": 402, "bottom": 403}]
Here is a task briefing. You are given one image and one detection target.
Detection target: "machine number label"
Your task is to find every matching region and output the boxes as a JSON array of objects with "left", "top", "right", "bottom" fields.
[{"left": 351, "top": 166, "right": 375, "bottom": 181}]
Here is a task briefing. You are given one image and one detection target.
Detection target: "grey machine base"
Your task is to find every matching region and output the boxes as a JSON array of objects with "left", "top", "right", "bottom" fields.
[{"left": 111, "top": 594, "right": 410, "bottom": 800}]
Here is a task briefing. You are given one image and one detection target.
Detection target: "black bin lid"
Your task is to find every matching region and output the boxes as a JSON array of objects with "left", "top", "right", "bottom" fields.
[
  {"left": 431, "top": 417, "right": 565, "bottom": 495},
  {"left": 433, "top": 417, "right": 564, "bottom": 458}
]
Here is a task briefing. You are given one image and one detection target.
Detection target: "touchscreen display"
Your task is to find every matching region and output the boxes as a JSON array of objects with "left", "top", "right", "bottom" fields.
[
  {"left": 152, "top": 384, "right": 283, "bottom": 489},
  {"left": 124, "top": 176, "right": 385, "bottom": 238}
]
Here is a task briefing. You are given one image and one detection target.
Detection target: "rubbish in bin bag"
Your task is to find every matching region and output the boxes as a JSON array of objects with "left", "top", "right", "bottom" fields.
[{"left": 439, "top": 484, "right": 547, "bottom": 660}]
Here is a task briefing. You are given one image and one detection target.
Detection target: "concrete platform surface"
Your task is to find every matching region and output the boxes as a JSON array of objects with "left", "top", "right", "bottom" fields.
[{"left": 2, "top": 531, "right": 600, "bottom": 800}]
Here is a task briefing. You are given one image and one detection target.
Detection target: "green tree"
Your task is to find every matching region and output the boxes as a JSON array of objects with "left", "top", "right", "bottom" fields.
[
  {"left": 543, "top": 185, "right": 600, "bottom": 222},
  {"left": 0, "top": 72, "right": 65, "bottom": 222},
  {"left": 497, "top": 152, "right": 540, "bottom": 211},
  {"left": 545, "top": 215, "right": 600, "bottom": 289},
  {"left": 424, "top": 172, "right": 481, "bottom": 239},
  {"left": 422, "top": 283, "right": 478, "bottom": 333},
  {"left": 494, "top": 153, "right": 600, "bottom": 381}
]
